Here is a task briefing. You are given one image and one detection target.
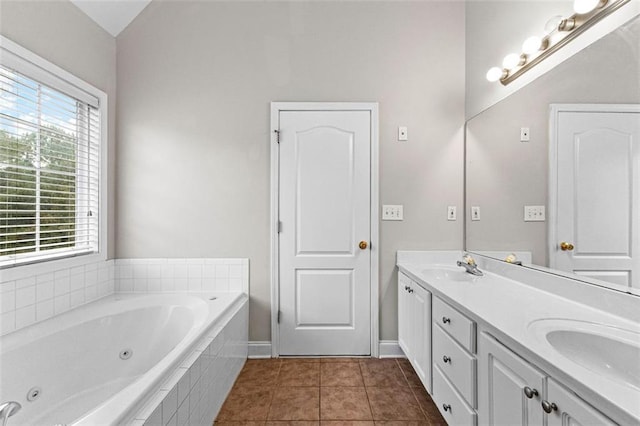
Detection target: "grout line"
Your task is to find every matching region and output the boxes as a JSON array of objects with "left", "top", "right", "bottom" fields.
[
  {"left": 359, "top": 359, "right": 376, "bottom": 421},
  {"left": 265, "top": 358, "right": 283, "bottom": 421}
]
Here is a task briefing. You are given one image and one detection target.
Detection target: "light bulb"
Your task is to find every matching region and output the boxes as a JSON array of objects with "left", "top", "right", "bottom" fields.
[
  {"left": 574, "top": 0, "right": 604, "bottom": 14},
  {"left": 522, "top": 36, "right": 542, "bottom": 55},
  {"left": 502, "top": 53, "right": 521, "bottom": 70},
  {"left": 544, "top": 15, "right": 563, "bottom": 34},
  {"left": 486, "top": 67, "right": 504, "bottom": 82}
]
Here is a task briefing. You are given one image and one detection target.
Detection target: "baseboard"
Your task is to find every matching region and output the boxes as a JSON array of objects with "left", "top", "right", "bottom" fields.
[
  {"left": 249, "top": 340, "right": 406, "bottom": 358},
  {"left": 378, "top": 340, "right": 406, "bottom": 358},
  {"left": 248, "top": 341, "right": 272, "bottom": 358}
]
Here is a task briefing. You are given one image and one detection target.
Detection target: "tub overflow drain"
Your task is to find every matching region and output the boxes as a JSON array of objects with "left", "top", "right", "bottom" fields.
[
  {"left": 119, "top": 349, "right": 133, "bottom": 360},
  {"left": 27, "top": 387, "right": 42, "bottom": 401}
]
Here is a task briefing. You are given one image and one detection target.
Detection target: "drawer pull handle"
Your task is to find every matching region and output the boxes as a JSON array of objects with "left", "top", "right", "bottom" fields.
[
  {"left": 442, "top": 404, "right": 451, "bottom": 412},
  {"left": 541, "top": 400, "right": 558, "bottom": 413},
  {"left": 442, "top": 355, "right": 451, "bottom": 363},
  {"left": 408, "top": 288, "right": 414, "bottom": 293},
  {"left": 442, "top": 317, "right": 451, "bottom": 324},
  {"left": 523, "top": 386, "right": 539, "bottom": 399},
  {"left": 404, "top": 286, "right": 410, "bottom": 291}
]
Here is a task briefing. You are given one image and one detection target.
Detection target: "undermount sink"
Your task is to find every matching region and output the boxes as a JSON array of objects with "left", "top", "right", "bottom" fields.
[
  {"left": 528, "top": 319, "right": 640, "bottom": 390},
  {"left": 420, "top": 266, "right": 478, "bottom": 282}
]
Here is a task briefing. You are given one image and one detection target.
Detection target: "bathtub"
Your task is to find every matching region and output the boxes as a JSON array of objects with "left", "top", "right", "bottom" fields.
[{"left": 0, "top": 292, "right": 248, "bottom": 425}]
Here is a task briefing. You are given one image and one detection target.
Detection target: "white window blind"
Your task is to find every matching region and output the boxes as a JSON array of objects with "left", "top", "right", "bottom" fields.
[{"left": 0, "top": 60, "right": 101, "bottom": 268}]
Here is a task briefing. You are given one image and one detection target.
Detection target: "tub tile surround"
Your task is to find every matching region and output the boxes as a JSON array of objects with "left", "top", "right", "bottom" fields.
[
  {"left": 0, "top": 259, "right": 115, "bottom": 336},
  {"left": 397, "top": 250, "right": 640, "bottom": 424},
  {"left": 114, "top": 258, "right": 249, "bottom": 294},
  {"left": 131, "top": 298, "right": 249, "bottom": 426},
  {"left": 1, "top": 257, "right": 249, "bottom": 336}
]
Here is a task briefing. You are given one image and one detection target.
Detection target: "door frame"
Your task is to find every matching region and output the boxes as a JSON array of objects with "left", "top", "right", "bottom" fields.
[
  {"left": 270, "top": 102, "right": 379, "bottom": 358},
  {"left": 548, "top": 103, "right": 640, "bottom": 269}
]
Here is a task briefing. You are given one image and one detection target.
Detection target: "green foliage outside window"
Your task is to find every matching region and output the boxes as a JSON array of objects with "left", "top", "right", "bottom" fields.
[{"left": 0, "top": 126, "right": 77, "bottom": 257}]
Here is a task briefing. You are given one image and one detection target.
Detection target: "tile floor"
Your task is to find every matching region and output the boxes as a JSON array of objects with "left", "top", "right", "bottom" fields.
[{"left": 215, "top": 358, "right": 447, "bottom": 425}]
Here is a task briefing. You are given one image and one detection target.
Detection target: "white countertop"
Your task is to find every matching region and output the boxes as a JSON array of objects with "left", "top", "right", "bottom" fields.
[{"left": 397, "top": 254, "right": 640, "bottom": 424}]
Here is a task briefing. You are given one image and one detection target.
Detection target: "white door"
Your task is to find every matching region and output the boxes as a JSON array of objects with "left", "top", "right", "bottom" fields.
[
  {"left": 277, "top": 109, "right": 372, "bottom": 356},
  {"left": 551, "top": 106, "right": 640, "bottom": 289}
]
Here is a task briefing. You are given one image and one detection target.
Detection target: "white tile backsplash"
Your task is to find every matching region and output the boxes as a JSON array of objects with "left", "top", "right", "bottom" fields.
[
  {"left": 112, "top": 258, "right": 249, "bottom": 295},
  {"left": 1, "top": 259, "right": 115, "bottom": 336},
  {"left": 16, "top": 286, "right": 36, "bottom": 309},
  {"left": 1, "top": 257, "right": 248, "bottom": 336}
]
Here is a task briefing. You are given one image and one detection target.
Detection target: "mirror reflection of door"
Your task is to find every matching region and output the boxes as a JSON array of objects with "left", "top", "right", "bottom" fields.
[{"left": 550, "top": 105, "right": 640, "bottom": 289}]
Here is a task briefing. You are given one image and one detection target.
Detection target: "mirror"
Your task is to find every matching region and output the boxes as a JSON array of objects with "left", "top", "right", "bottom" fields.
[{"left": 465, "top": 14, "right": 640, "bottom": 294}]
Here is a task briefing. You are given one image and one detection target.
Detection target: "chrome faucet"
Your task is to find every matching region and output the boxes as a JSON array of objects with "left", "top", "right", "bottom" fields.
[
  {"left": 457, "top": 254, "right": 484, "bottom": 276},
  {"left": 0, "top": 401, "right": 21, "bottom": 426}
]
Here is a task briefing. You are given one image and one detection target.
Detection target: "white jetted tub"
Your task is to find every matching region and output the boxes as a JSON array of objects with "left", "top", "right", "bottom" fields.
[{"left": 0, "top": 292, "right": 247, "bottom": 425}]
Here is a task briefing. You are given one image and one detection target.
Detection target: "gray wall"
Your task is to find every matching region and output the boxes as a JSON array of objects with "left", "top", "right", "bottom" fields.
[
  {"left": 0, "top": 0, "right": 117, "bottom": 259},
  {"left": 466, "top": 16, "right": 640, "bottom": 265},
  {"left": 116, "top": 1, "right": 466, "bottom": 342}
]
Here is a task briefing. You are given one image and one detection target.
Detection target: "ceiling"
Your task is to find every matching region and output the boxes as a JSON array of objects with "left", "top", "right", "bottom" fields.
[{"left": 70, "top": 0, "right": 152, "bottom": 37}]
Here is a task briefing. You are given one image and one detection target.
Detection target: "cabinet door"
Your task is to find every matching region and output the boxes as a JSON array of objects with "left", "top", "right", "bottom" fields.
[
  {"left": 545, "top": 379, "right": 616, "bottom": 426},
  {"left": 478, "top": 333, "right": 546, "bottom": 426},
  {"left": 411, "top": 283, "right": 432, "bottom": 392},
  {"left": 397, "top": 273, "right": 411, "bottom": 356}
]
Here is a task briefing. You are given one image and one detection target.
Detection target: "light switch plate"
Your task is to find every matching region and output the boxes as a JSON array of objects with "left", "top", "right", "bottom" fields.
[
  {"left": 398, "top": 126, "right": 408, "bottom": 141},
  {"left": 447, "top": 206, "right": 456, "bottom": 221},
  {"left": 382, "top": 205, "right": 404, "bottom": 221},
  {"left": 471, "top": 206, "right": 481, "bottom": 221},
  {"left": 524, "top": 205, "right": 545, "bottom": 221}
]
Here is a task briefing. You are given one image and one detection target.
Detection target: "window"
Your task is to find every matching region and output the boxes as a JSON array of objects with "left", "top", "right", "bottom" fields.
[{"left": 0, "top": 39, "right": 104, "bottom": 268}]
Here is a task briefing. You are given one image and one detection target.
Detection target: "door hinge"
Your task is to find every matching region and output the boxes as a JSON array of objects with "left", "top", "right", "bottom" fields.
[
  {"left": 277, "top": 310, "right": 282, "bottom": 323},
  {"left": 274, "top": 129, "right": 280, "bottom": 144},
  {"left": 277, "top": 221, "right": 282, "bottom": 233}
]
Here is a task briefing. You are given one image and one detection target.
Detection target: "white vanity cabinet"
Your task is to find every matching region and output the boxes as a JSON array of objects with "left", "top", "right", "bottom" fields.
[
  {"left": 545, "top": 378, "right": 616, "bottom": 426},
  {"left": 398, "top": 272, "right": 432, "bottom": 392},
  {"left": 478, "top": 332, "right": 616, "bottom": 426},
  {"left": 478, "top": 332, "right": 546, "bottom": 426},
  {"left": 431, "top": 296, "right": 478, "bottom": 426}
]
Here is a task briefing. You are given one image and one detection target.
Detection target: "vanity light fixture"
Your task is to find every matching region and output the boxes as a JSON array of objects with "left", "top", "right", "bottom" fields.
[{"left": 486, "top": 0, "right": 629, "bottom": 85}]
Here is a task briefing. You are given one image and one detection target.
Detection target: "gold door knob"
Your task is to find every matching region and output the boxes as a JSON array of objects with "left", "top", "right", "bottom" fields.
[
  {"left": 359, "top": 241, "right": 368, "bottom": 250},
  {"left": 560, "top": 242, "right": 574, "bottom": 251}
]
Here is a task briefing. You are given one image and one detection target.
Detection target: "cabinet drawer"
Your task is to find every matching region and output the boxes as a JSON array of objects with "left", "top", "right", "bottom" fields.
[
  {"left": 433, "top": 297, "right": 476, "bottom": 352},
  {"left": 433, "top": 324, "right": 476, "bottom": 406},
  {"left": 433, "top": 365, "right": 477, "bottom": 426}
]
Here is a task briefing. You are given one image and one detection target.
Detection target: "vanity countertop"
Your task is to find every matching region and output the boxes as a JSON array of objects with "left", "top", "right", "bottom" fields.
[{"left": 397, "top": 256, "right": 640, "bottom": 424}]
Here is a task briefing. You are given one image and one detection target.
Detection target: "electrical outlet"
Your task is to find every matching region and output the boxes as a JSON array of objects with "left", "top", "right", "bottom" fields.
[
  {"left": 471, "top": 206, "right": 481, "bottom": 221},
  {"left": 382, "top": 205, "right": 404, "bottom": 221},
  {"left": 524, "top": 205, "right": 545, "bottom": 221},
  {"left": 447, "top": 206, "right": 457, "bottom": 221},
  {"left": 520, "top": 127, "right": 530, "bottom": 142}
]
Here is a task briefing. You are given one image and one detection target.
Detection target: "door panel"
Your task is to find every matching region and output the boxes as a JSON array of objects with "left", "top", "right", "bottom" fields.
[
  {"left": 411, "top": 284, "right": 432, "bottom": 392},
  {"left": 296, "top": 127, "right": 355, "bottom": 255},
  {"left": 295, "top": 269, "right": 353, "bottom": 326},
  {"left": 573, "top": 128, "right": 631, "bottom": 255},
  {"left": 546, "top": 379, "right": 615, "bottom": 426},
  {"left": 554, "top": 109, "right": 640, "bottom": 289},
  {"left": 279, "top": 110, "right": 371, "bottom": 356},
  {"left": 478, "top": 332, "right": 546, "bottom": 426}
]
